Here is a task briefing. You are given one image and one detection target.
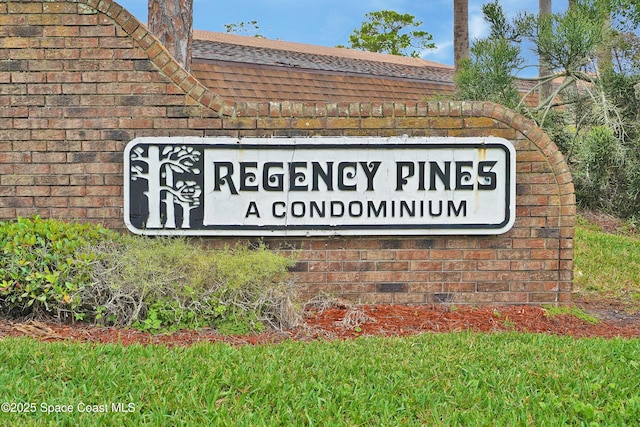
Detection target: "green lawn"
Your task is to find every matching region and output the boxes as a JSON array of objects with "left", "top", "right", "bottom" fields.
[
  {"left": 574, "top": 221, "right": 640, "bottom": 308},
  {"left": 0, "top": 333, "right": 638, "bottom": 426}
]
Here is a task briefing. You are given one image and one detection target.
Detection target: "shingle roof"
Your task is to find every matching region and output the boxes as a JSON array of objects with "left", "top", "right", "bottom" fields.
[{"left": 190, "top": 31, "right": 455, "bottom": 103}]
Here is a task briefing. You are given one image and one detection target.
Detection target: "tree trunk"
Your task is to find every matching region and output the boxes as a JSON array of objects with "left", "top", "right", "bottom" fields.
[
  {"left": 148, "top": 0, "right": 193, "bottom": 71},
  {"left": 453, "top": 0, "right": 469, "bottom": 71},
  {"left": 596, "top": 16, "right": 613, "bottom": 76},
  {"left": 539, "top": 0, "right": 552, "bottom": 105}
]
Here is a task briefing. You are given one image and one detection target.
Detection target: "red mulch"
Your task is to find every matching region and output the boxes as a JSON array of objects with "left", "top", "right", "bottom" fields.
[{"left": 1, "top": 303, "right": 638, "bottom": 347}]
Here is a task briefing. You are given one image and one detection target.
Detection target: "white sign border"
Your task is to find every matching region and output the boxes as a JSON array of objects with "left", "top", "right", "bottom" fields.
[{"left": 124, "top": 136, "right": 516, "bottom": 236}]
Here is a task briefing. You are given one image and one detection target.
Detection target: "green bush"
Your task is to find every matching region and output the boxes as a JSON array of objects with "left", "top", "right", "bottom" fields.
[
  {"left": 0, "top": 217, "right": 300, "bottom": 334},
  {"left": 571, "top": 126, "right": 640, "bottom": 217},
  {"left": 0, "top": 216, "right": 117, "bottom": 320},
  {"left": 81, "top": 237, "right": 299, "bottom": 333}
]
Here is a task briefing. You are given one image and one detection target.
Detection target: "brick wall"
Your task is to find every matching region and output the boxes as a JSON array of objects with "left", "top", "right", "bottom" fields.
[{"left": 0, "top": 0, "right": 575, "bottom": 305}]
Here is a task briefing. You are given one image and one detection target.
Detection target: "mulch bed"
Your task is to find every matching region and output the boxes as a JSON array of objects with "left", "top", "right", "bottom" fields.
[{"left": 1, "top": 303, "right": 638, "bottom": 347}]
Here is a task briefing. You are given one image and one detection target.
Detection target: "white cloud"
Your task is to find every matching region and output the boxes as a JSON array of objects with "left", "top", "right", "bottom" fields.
[
  {"left": 422, "top": 39, "right": 453, "bottom": 65},
  {"left": 469, "top": 12, "right": 489, "bottom": 40}
]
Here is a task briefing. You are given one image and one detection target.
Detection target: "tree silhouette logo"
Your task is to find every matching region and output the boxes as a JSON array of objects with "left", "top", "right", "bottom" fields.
[{"left": 127, "top": 143, "right": 203, "bottom": 230}]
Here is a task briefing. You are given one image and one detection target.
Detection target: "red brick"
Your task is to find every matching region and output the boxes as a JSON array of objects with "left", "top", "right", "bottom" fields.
[
  {"left": 477, "top": 282, "right": 510, "bottom": 292},
  {"left": 361, "top": 250, "right": 396, "bottom": 261},
  {"left": 529, "top": 293, "right": 558, "bottom": 303},
  {"left": 393, "top": 293, "right": 427, "bottom": 304},
  {"left": 308, "top": 262, "right": 342, "bottom": 272},
  {"left": 357, "top": 293, "right": 394, "bottom": 304},
  {"left": 34, "top": 196, "right": 66, "bottom": 208},
  {"left": 444, "top": 283, "right": 476, "bottom": 292},
  {"left": 15, "top": 164, "right": 50, "bottom": 174},
  {"left": 86, "top": 207, "right": 122, "bottom": 220},
  {"left": 463, "top": 271, "right": 497, "bottom": 282},
  {"left": 497, "top": 250, "right": 530, "bottom": 260},
  {"left": 327, "top": 251, "right": 360, "bottom": 261},
  {"left": 327, "top": 272, "right": 361, "bottom": 283},
  {"left": 8, "top": 3, "right": 42, "bottom": 14},
  {"left": 409, "top": 261, "right": 442, "bottom": 271},
  {"left": 34, "top": 175, "right": 70, "bottom": 186},
  {"left": 513, "top": 239, "right": 546, "bottom": 249},
  {"left": 396, "top": 250, "right": 429, "bottom": 260},
  {"left": 86, "top": 186, "right": 121, "bottom": 196},
  {"left": 50, "top": 207, "right": 86, "bottom": 217},
  {"left": 296, "top": 250, "right": 327, "bottom": 261},
  {"left": 456, "top": 293, "right": 495, "bottom": 304},
  {"left": 494, "top": 292, "right": 528, "bottom": 303},
  {"left": 16, "top": 208, "right": 48, "bottom": 217},
  {"left": 69, "top": 196, "right": 104, "bottom": 207},
  {"left": 510, "top": 260, "right": 545, "bottom": 271},
  {"left": 430, "top": 117, "right": 463, "bottom": 128},
  {"left": 477, "top": 261, "right": 511, "bottom": 271},
  {"left": 409, "top": 283, "right": 443, "bottom": 293},
  {"left": 1, "top": 175, "right": 35, "bottom": 186},
  {"left": 463, "top": 250, "right": 495, "bottom": 260},
  {"left": 343, "top": 262, "right": 376, "bottom": 272},
  {"left": 292, "top": 272, "right": 326, "bottom": 283},
  {"left": 51, "top": 186, "right": 85, "bottom": 197},
  {"left": 531, "top": 249, "right": 559, "bottom": 260},
  {"left": 70, "top": 175, "right": 103, "bottom": 186},
  {"left": 443, "top": 261, "right": 477, "bottom": 271},
  {"left": 118, "top": 118, "right": 152, "bottom": 129},
  {"left": 361, "top": 271, "right": 396, "bottom": 282},
  {"left": 430, "top": 250, "right": 463, "bottom": 260},
  {"left": 376, "top": 261, "right": 409, "bottom": 271},
  {"left": 0, "top": 186, "right": 15, "bottom": 196},
  {"left": 342, "top": 283, "right": 376, "bottom": 293},
  {"left": 430, "top": 272, "right": 462, "bottom": 282},
  {"left": 394, "top": 272, "right": 429, "bottom": 282},
  {"left": 16, "top": 186, "right": 50, "bottom": 196},
  {"left": 306, "top": 283, "right": 343, "bottom": 294}
]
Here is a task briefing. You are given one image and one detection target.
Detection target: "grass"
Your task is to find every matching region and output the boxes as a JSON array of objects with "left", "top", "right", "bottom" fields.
[
  {"left": 574, "top": 218, "right": 640, "bottom": 309},
  {"left": 543, "top": 304, "right": 600, "bottom": 324},
  {"left": 0, "top": 333, "right": 639, "bottom": 426}
]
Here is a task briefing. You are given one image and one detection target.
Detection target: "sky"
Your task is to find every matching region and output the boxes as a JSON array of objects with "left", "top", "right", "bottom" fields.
[{"left": 117, "top": 0, "right": 571, "bottom": 68}]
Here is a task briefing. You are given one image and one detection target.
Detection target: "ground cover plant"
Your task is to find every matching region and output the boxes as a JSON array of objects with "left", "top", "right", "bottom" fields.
[{"left": 574, "top": 215, "right": 640, "bottom": 311}]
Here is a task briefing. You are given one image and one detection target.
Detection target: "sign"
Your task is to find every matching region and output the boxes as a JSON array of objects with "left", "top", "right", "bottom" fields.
[{"left": 124, "top": 136, "right": 516, "bottom": 236}]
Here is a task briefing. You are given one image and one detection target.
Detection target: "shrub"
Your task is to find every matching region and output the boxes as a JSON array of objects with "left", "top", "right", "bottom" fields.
[
  {"left": 0, "top": 216, "right": 117, "bottom": 320},
  {"left": 571, "top": 126, "right": 640, "bottom": 217},
  {"left": 0, "top": 217, "right": 300, "bottom": 334},
  {"left": 81, "top": 237, "right": 300, "bottom": 333}
]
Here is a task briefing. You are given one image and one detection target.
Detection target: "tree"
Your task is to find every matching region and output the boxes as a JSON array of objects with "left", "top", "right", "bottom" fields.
[
  {"left": 454, "top": 1, "right": 523, "bottom": 108},
  {"left": 518, "top": 1, "right": 610, "bottom": 124},
  {"left": 148, "top": 0, "right": 194, "bottom": 71},
  {"left": 130, "top": 145, "right": 202, "bottom": 229},
  {"left": 454, "top": 0, "right": 470, "bottom": 70},
  {"left": 342, "top": 10, "right": 435, "bottom": 57},
  {"left": 539, "top": 0, "right": 553, "bottom": 103},
  {"left": 455, "top": 0, "right": 640, "bottom": 218},
  {"left": 224, "top": 21, "right": 265, "bottom": 38},
  {"left": 592, "top": 0, "right": 640, "bottom": 75}
]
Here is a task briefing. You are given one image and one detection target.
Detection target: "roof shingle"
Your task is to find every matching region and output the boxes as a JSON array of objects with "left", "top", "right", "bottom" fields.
[{"left": 191, "top": 31, "right": 455, "bottom": 104}]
